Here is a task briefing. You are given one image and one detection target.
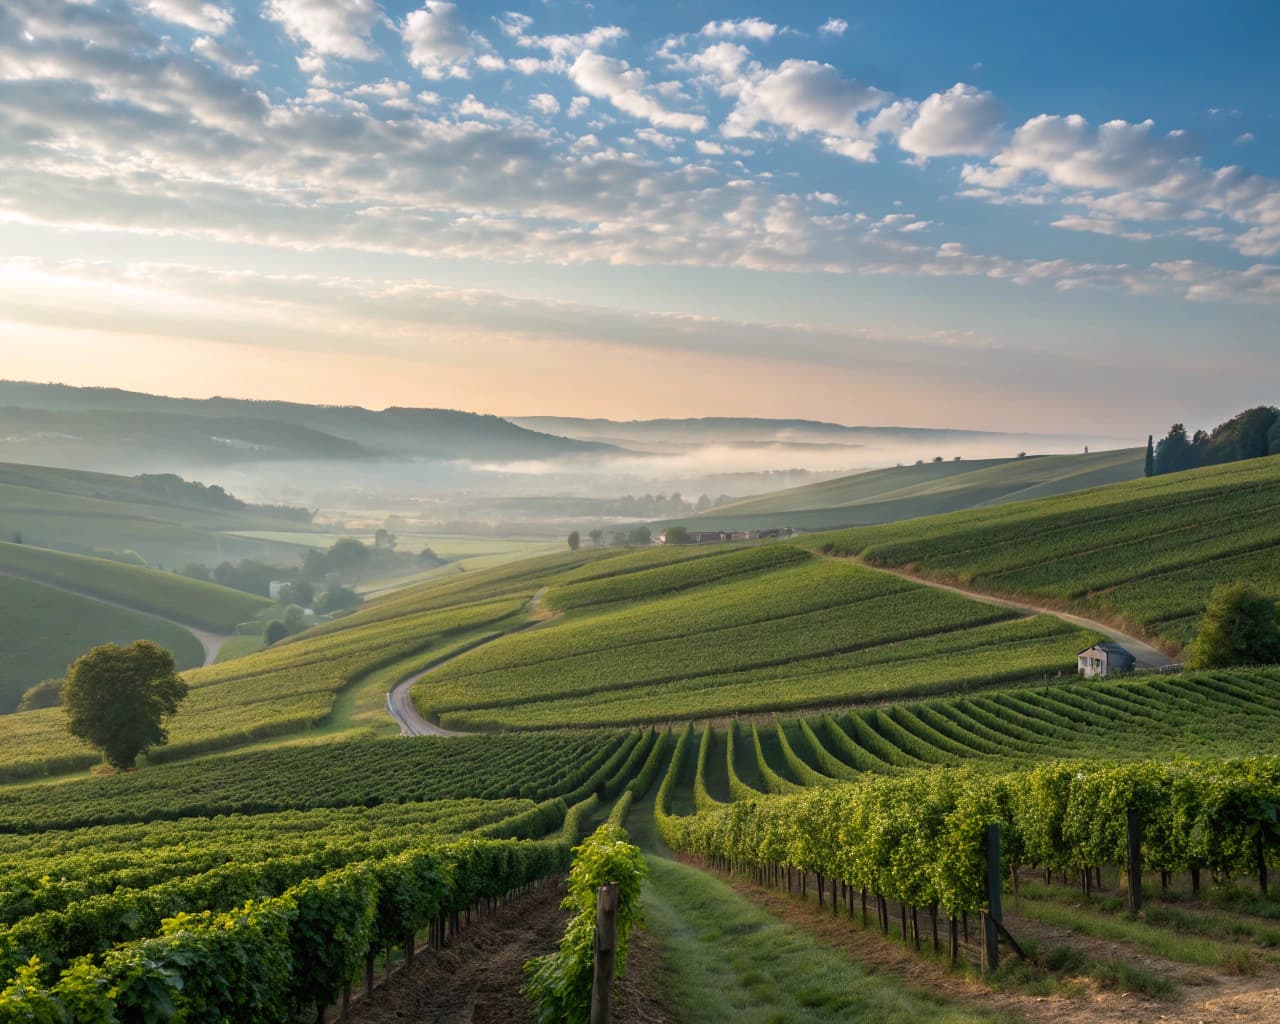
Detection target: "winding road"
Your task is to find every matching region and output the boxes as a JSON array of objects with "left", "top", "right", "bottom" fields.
[
  {"left": 386, "top": 588, "right": 556, "bottom": 737},
  {"left": 849, "top": 559, "right": 1180, "bottom": 670}
]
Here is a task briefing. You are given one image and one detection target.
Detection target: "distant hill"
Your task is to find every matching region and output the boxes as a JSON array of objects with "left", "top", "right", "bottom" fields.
[
  {"left": 511, "top": 415, "right": 1106, "bottom": 454},
  {"left": 0, "top": 382, "right": 617, "bottom": 469},
  {"left": 654, "top": 448, "right": 1145, "bottom": 532}
]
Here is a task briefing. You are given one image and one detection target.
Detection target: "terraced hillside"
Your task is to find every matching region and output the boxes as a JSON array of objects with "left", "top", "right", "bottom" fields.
[
  {"left": 808, "top": 454, "right": 1280, "bottom": 646},
  {"left": 420, "top": 544, "right": 1099, "bottom": 729},
  {"left": 658, "top": 447, "right": 1143, "bottom": 532}
]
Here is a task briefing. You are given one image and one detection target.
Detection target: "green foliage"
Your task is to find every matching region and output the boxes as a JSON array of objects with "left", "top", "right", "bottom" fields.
[
  {"left": 15, "top": 679, "right": 61, "bottom": 713},
  {"left": 1185, "top": 582, "right": 1280, "bottom": 668},
  {"left": 567, "top": 531, "right": 580, "bottom": 551},
  {"left": 61, "top": 642, "right": 188, "bottom": 770},
  {"left": 263, "top": 620, "right": 288, "bottom": 645},
  {"left": 663, "top": 756, "right": 1280, "bottom": 916},
  {"left": 0, "top": 832, "right": 575, "bottom": 1021},
  {"left": 524, "top": 825, "right": 647, "bottom": 1024}
]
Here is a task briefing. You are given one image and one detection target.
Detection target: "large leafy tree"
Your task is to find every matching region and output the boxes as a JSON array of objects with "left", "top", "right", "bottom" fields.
[
  {"left": 1185, "top": 582, "right": 1280, "bottom": 669},
  {"left": 62, "top": 641, "right": 189, "bottom": 770}
]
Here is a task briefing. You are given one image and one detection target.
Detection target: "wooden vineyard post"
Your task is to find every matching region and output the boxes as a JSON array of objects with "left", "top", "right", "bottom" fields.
[
  {"left": 590, "top": 883, "right": 620, "bottom": 1024},
  {"left": 1127, "top": 810, "right": 1143, "bottom": 914},
  {"left": 364, "top": 954, "right": 375, "bottom": 998},
  {"left": 983, "top": 823, "right": 1001, "bottom": 973}
]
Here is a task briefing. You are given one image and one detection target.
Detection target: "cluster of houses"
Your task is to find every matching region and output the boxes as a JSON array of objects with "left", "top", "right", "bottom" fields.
[{"left": 656, "top": 527, "right": 799, "bottom": 544}]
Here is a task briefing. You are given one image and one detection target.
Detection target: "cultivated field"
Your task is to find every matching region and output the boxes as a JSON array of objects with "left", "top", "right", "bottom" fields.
[{"left": 809, "top": 454, "right": 1280, "bottom": 645}]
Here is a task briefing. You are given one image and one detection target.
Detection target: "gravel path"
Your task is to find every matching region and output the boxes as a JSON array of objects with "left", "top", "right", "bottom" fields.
[{"left": 846, "top": 559, "right": 1181, "bottom": 670}]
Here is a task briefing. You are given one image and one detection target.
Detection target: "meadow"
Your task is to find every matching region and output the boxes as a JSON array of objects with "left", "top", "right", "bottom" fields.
[
  {"left": 0, "top": 541, "right": 269, "bottom": 631},
  {"left": 0, "top": 462, "right": 316, "bottom": 567}
]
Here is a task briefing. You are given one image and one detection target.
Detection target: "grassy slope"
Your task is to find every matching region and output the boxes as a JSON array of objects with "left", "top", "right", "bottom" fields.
[
  {"left": 0, "top": 578, "right": 204, "bottom": 713},
  {"left": 659, "top": 448, "right": 1143, "bottom": 532},
  {"left": 803, "top": 454, "right": 1280, "bottom": 646},
  {"left": 0, "top": 462, "right": 317, "bottom": 567},
  {"left": 0, "top": 542, "right": 269, "bottom": 631}
]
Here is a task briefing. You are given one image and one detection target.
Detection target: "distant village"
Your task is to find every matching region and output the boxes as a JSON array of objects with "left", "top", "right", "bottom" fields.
[{"left": 656, "top": 527, "right": 800, "bottom": 544}]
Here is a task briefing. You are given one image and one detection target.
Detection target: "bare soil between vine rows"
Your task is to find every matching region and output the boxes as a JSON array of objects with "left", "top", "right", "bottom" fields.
[{"left": 346, "top": 879, "right": 673, "bottom": 1024}]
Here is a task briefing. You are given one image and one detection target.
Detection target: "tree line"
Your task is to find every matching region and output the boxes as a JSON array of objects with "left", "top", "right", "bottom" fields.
[{"left": 1146, "top": 405, "right": 1280, "bottom": 477}]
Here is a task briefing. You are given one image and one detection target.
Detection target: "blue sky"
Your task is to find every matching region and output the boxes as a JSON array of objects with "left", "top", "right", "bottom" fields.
[{"left": 0, "top": 0, "right": 1276, "bottom": 434}]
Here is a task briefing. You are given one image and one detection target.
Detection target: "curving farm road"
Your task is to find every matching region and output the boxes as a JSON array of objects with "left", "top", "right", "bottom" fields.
[
  {"left": 849, "top": 559, "right": 1180, "bottom": 670},
  {"left": 386, "top": 588, "right": 556, "bottom": 737}
]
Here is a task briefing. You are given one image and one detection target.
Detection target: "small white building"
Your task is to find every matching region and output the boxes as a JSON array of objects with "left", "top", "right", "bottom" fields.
[
  {"left": 268, "top": 580, "right": 290, "bottom": 601},
  {"left": 1077, "top": 642, "right": 1137, "bottom": 679}
]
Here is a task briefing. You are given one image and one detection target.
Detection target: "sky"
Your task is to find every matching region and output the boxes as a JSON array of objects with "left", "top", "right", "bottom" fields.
[{"left": 0, "top": 0, "right": 1277, "bottom": 435}]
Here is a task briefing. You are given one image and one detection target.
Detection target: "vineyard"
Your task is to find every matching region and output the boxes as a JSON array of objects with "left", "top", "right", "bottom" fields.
[
  {"left": 808, "top": 454, "right": 1280, "bottom": 646},
  {"left": 645, "top": 665, "right": 1280, "bottom": 990},
  {"left": 0, "top": 725, "right": 637, "bottom": 1020},
  {"left": 420, "top": 547, "right": 1101, "bottom": 730}
]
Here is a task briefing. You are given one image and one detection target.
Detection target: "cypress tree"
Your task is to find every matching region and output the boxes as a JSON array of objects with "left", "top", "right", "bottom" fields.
[{"left": 1144, "top": 435, "right": 1155, "bottom": 476}]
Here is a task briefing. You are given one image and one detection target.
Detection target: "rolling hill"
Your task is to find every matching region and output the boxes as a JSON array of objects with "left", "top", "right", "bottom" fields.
[
  {"left": 0, "top": 461, "right": 320, "bottom": 567},
  {"left": 0, "top": 542, "right": 271, "bottom": 713},
  {"left": 0, "top": 381, "right": 617, "bottom": 470},
  {"left": 0, "top": 578, "right": 207, "bottom": 714},
  {"left": 655, "top": 447, "right": 1145, "bottom": 532},
  {"left": 806, "top": 452, "right": 1280, "bottom": 646}
]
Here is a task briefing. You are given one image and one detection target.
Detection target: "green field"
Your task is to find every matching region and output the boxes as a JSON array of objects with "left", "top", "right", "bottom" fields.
[
  {"left": 806, "top": 453, "right": 1280, "bottom": 645},
  {"left": 0, "top": 578, "right": 205, "bottom": 714},
  {"left": 659, "top": 447, "right": 1144, "bottom": 532}
]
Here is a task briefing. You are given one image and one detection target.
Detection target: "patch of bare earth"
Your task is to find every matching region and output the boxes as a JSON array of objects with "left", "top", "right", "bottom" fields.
[
  {"left": 345, "top": 879, "right": 673, "bottom": 1024},
  {"left": 716, "top": 870, "right": 1280, "bottom": 1024}
]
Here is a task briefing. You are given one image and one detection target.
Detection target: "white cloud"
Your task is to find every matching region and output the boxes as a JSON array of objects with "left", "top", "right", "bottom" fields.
[
  {"left": 1236, "top": 132, "right": 1255, "bottom": 144},
  {"left": 529, "top": 92, "right": 560, "bottom": 115},
  {"left": 897, "top": 83, "right": 1004, "bottom": 160},
  {"left": 963, "top": 113, "right": 1280, "bottom": 256},
  {"left": 140, "top": 0, "right": 233, "bottom": 35},
  {"left": 567, "top": 96, "right": 590, "bottom": 118},
  {"left": 569, "top": 51, "right": 707, "bottom": 132},
  {"left": 722, "top": 60, "right": 889, "bottom": 151},
  {"left": 497, "top": 14, "right": 626, "bottom": 59},
  {"left": 402, "top": 1, "right": 478, "bottom": 78},
  {"left": 192, "top": 35, "right": 258, "bottom": 77},
  {"left": 700, "top": 18, "right": 777, "bottom": 41},
  {"left": 818, "top": 18, "right": 848, "bottom": 36},
  {"left": 1051, "top": 215, "right": 1155, "bottom": 241},
  {"left": 262, "top": 0, "right": 380, "bottom": 60},
  {"left": 695, "top": 140, "right": 724, "bottom": 155}
]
